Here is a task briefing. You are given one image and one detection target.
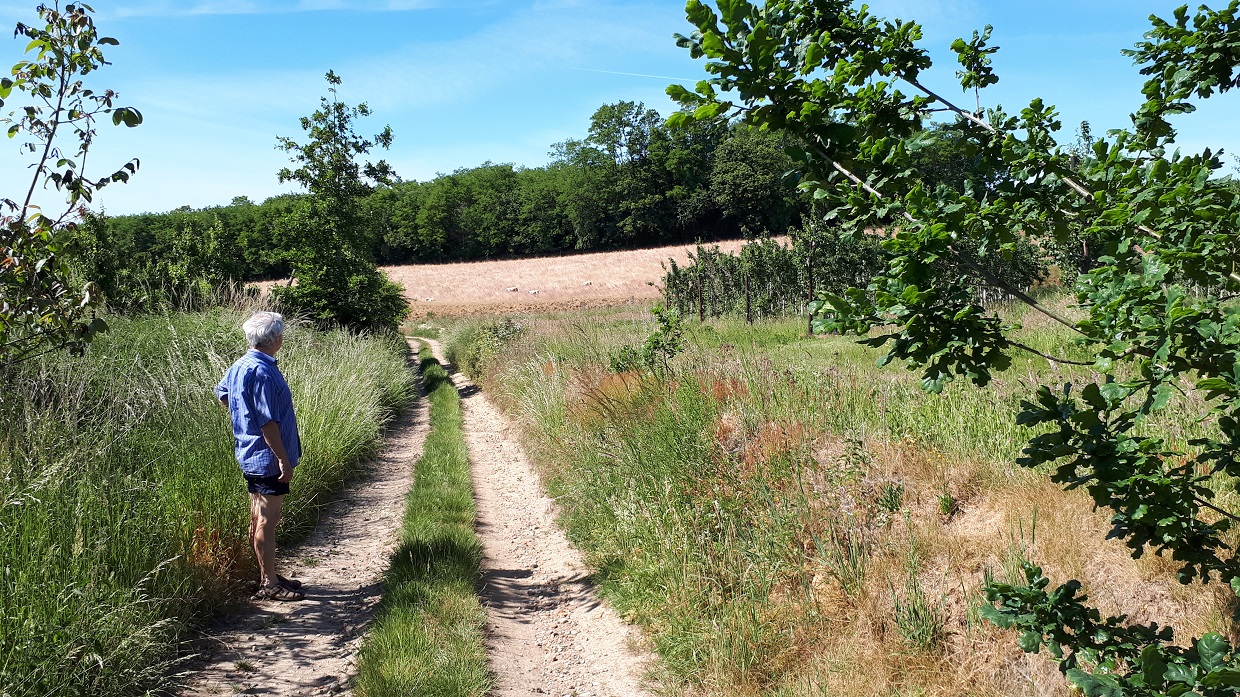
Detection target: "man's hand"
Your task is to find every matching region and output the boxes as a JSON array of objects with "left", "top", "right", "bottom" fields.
[{"left": 260, "top": 420, "right": 295, "bottom": 483}]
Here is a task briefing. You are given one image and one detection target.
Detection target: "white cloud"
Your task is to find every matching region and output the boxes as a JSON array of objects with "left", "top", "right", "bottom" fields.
[
  {"left": 5, "top": 1, "right": 715, "bottom": 214},
  {"left": 93, "top": 0, "right": 445, "bottom": 18}
]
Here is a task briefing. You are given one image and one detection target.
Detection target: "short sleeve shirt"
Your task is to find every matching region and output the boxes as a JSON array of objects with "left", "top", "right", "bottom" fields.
[{"left": 214, "top": 349, "right": 302, "bottom": 477}]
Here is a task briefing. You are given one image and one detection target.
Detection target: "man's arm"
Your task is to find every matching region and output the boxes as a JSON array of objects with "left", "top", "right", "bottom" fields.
[{"left": 259, "top": 420, "right": 295, "bottom": 483}]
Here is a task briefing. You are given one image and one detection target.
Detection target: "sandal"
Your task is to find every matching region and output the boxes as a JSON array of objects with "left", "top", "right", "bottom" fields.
[
  {"left": 249, "top": 575, "right": 303, "bottom": 592},
  {"left": 252, "top": 583, "right": 304, "bottom": 602}
]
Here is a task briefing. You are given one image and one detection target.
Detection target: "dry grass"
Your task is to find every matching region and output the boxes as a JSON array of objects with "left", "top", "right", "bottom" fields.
[
  {"left": 383, "top": 239, "right": 770, "bottom": 317},
  {"left": 442, "top": 310, "right": 1240, "bottom": 697}
]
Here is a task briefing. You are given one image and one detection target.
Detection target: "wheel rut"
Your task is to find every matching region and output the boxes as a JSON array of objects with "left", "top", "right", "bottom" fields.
[
  {"left": 182, "top": 338, "right": 652, "bottom": 696},
  {"left": 420, "top": 338, "right": 652, "bottom": 697},
  {"left": 181, "top": 339, "right": 430, "bottom": 696}
]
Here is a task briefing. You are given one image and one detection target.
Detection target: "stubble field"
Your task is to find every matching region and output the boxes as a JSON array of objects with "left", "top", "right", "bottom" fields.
[{"left": 383, "top": 239, "right": 768, "bottom": 317}]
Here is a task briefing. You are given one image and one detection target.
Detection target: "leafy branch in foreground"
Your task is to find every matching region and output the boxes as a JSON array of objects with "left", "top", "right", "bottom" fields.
[
  {"left": 672, "top": 0, "right": 1240, "bottom": 694},
  {"left": 1, "top": 1, "right": 142, "bottom": 368}
]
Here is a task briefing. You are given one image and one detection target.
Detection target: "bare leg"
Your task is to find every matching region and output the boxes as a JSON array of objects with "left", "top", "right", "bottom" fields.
[{"left": 250, "top": 492, "right": 283, "bottom": 587}]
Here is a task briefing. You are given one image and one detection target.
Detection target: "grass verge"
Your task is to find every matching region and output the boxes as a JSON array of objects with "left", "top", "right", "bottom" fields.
[
  {"left": 0, "top": 308, "right": 417, "bottom": 696},
  {"left": 354, "top": 347, "right": 491, "bottom": 697},
  {"left": 441, "top": 306, "right": 1235, "bottom": 696}
]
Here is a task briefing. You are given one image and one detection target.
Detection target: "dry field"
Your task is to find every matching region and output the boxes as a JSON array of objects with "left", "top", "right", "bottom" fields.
[{"left": 383, "top": 238, "right": 773, "bottom": 317}]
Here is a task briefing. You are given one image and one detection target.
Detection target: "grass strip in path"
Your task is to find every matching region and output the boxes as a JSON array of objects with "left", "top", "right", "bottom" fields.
[{"left": 354, "top": 346, "right": 492, "bottom": 697}]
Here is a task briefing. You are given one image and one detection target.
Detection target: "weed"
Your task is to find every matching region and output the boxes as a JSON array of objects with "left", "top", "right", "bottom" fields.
[
  {"left": 936, "top": 491, "right": 958, "bottom": 517},
  {"left": 814, "top": 526, "right": 870, "bottom": 597},
  {"left": 1000, "top": 510, "right": 1038, "bottom": 587},
  {"left": 877, "top": 481, "right": 905, "bottom": 513},
  {"left": 842, "top": 435, "right": 873, "bottom": 472},
  {"left": 235, "top": 660, "right": 257, "bottom": 673},
  {"left": 607, "top": 305, "right": 685, "bottom": 376},
  {"left": 257, "top": 613, "right": 289, "bottom": 630},
  {"left": 891, "top": 545, "right": 947, "bottom": 651}
]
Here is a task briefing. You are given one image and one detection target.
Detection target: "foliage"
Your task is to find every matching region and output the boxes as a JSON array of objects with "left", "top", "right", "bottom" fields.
[
  {"left": 672, "top": 0, "right": 1240, "bottom": 693},
  {"left": 608, "top": 305, "right": 685, "bottom": 375},
  {"left": 710, "top": 125, "right": 801, "bottom": 236},
  {"left": 271, "top": 71, "right": 407, "bottom": 330},
  {"left": 76, "top": 100, "right": 809, "bottom": 294},
  {"left": 0, "top": 1, "right": 141, "bottom": 367},
  {"left": 892, "top": 552, "right": 947, "bottom": 651},
  {"left": 448, "top": 317, "right": 527, "bottom": 378},
  {"left": 661, "top": 230, "right": 1042, "bottom": 322}
]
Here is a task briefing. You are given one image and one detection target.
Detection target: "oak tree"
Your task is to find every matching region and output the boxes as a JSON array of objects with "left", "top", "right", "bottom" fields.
[{"left": 673, "top": 1, "right": 1240, "bottom": 693}]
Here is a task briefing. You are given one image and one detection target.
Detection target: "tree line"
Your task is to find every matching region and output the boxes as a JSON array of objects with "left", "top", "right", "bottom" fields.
[{"left": 71, "top": 100, "right": 808, "bottom": 311}]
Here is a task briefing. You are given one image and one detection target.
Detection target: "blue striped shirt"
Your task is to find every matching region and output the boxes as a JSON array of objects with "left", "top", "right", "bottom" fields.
[{"left": 214, "top": 349, "right": 302, "bottom": 477}]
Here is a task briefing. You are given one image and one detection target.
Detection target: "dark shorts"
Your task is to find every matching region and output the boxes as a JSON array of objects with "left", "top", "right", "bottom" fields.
[{"left": 244, "top": 473, "right": 290, "bottom": 497}]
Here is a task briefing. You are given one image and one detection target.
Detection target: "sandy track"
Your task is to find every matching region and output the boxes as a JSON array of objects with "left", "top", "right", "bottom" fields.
[
  {"left": 180, "top": 340, "right": 428, "bottom": 697},
  {"left": 421, "top": 338, "right": 652, "bottom": 697},
  {"left": 182, "top": 338, "right": 652, "bottom": 696}
]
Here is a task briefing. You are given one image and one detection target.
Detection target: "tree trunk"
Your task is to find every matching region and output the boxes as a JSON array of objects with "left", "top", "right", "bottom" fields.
[
  {"left": 697, "top": 267, "right": 705, "bottom": 323},
  {"left": 745, "top": 272, "right": 752, "bottom": 324},
  {"left": 806, "top": 242, "right": 815, "bottom": 336}
]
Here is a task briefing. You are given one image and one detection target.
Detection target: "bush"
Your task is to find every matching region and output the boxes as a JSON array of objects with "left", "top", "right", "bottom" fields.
[{"left": 272, "top": 258, "right": 408, "bottom": 331}]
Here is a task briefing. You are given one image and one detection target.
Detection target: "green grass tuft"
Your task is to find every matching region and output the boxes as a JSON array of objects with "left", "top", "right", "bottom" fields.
[{"left": 354, "top": 349, "right": 491, "bottom": 697}]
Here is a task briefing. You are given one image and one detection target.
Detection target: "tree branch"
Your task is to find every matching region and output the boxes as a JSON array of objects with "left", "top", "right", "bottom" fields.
[
  {"left": 807, "top": 139, "right": 1085, "bottom": 334},
  {"left": 1008, "top": 340, "right": 1094, "bottom": 367},
  {"left": 1195, "top": 495, "right": 1240, "bottom": 525},
  {"left": 902, "top": 76, "right": 1240, "bottom": 288}
]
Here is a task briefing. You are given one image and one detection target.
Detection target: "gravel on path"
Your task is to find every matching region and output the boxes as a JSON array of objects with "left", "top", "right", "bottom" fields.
[
  {"left": 420, "top": 338, "right": 654, "bottom": 697},
  {"left": 180, "top": 340, "right": 429, "bottom": 697}
]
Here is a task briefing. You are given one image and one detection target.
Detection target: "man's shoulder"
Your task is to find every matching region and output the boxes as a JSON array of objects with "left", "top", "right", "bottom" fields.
[
  {"left": 225, "top": 352, "right": 267, "bottom": 378},
  {"left": 238, "top": 353, "right": 285, "bottom": 382}
]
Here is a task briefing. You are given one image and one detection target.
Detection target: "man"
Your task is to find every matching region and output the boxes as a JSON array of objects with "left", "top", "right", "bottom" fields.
[{"left": 215, "top": 311, "right": 305, "bottom": 602}]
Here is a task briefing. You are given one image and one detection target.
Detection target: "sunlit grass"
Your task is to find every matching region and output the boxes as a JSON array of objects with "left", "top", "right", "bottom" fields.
[
  {"left": 0, "top": 309, "right": 417, "bottom": 696},
  {"left": 354, "top": 349, "right": 491, "bottom": 697},
  {"left": 441, "top": 299, "right": 1230, "bottom": 696}
]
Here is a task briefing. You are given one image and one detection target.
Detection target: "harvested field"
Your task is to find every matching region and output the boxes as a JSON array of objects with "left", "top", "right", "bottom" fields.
[{"left": 382, "top": 238, "right": 772, "bottom": 317}]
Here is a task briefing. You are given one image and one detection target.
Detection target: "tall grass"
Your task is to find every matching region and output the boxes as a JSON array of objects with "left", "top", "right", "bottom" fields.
[
  {"left": 354, "top": 350, "right": 490, "bottom": 697},
  {"left": 0, "top": 308, "right": 417, "bottom": 696},
  {"left": 443, "top": 305, "right": 1230, "bottom": 696}
]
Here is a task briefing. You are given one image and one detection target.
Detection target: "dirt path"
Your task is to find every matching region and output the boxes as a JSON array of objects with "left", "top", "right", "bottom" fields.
[
  {"left": 181, "top": 340, "right": 429, "bottom": 697},
  {"left": 420, "top": 338, "right": 653, "bottom": 697},
  {"left": 182, "top": 339, "right": 651, "bottom": 696}
]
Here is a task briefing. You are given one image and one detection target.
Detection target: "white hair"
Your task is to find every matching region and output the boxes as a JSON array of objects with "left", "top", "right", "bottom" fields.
[{"left": 242, "top": 311, "right": 285, "bottom": 348}]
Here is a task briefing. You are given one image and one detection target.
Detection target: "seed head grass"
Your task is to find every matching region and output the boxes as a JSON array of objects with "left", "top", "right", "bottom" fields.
[
  {"left": 0, "top": 308, "right": 416, "bottom": 696},
  {"left": 442, "top": 304, "right": 1233, "bottom": 696}
]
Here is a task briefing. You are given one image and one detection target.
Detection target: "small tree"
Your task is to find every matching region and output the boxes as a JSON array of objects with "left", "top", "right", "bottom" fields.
[
  {"left": 1, "top": 1, "right": 142, "bottom": 368},
  {"left": 673, "top": 0, "right": 1240, "bottom": 694},
  {"left": 273, "top": 70, "right": 407, "bottom": 330}
]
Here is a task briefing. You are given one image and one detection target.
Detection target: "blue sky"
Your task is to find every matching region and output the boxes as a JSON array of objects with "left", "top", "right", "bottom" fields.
[{"left": 2, "top": 0, "right": 1236, "bottom": 216}]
